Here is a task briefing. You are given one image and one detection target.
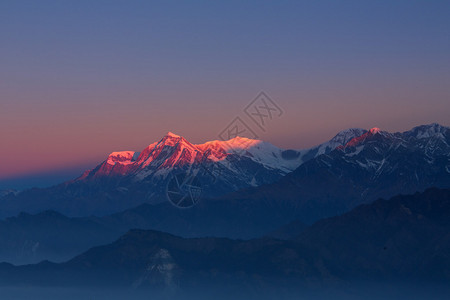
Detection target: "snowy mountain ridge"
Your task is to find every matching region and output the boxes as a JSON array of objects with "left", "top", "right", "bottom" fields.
[
  {"left": 1, "top": 123, "right": 447, "bottom": 218},
  {"left": 80, "top": 127, "right": 370, "bottom": 183}
]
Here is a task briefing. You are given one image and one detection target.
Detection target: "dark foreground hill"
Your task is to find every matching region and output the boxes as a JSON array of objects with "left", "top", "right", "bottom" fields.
[{"left": 1, "top": 188, "right": 449, "bottom": 289}]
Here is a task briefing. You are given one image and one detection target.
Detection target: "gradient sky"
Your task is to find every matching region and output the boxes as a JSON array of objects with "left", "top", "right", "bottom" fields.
[{"left": 1, "top": 0, "right": 450, "bottom": 189}]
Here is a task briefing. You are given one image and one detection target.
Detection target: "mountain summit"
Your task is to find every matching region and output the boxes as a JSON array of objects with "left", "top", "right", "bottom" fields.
[
  {"left": 80, "top": 133, "right": 299, "bottom": 182},
  {"left": 227, "top": 123, "right": 450, "bottom": 223},
  {"left": 0, "top": 129, "right": 367, "bottom": 217},
  {"left": 2, "top": 124, "right": 447, "bottom": 218}
]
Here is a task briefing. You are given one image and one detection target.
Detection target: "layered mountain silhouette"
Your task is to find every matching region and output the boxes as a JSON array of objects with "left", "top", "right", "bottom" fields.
[
  {"left": 0, "top": 123, "right": 449, "bottom": 264},
  {"left": 0, "top": 211, "right": 116, "bottom": 264},
  {"left": 1, "top": 188, "right": 449, "bottom": 289}
]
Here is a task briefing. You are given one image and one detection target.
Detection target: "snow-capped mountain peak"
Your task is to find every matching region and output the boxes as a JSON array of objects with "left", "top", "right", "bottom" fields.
[
  {"left": 369, "top": 127, "right": 381, "bottom": 134},
  {"left": 84, "top": 128, "right": 379, "bottom": 185},
  {"left": 76, "top": 132, "right": 309, "bottom": 196},
  {"left": 222, "top": 136, "right": 262, "bottom": 150},
  {"left": 328, "top": 128, "right": 367, "bottom": 147},
  {"left": 298, "top": 128, "right": 367, "bottom": 160},
  {"left": 70, "top": 124, "right": 448, "bottom": 208},
  {"left": 106, "top": 151, "right": 138, "bottom": 166},
  {"left": 407, "top": 123, "right": 448, "bottom": 139},
  {"left": 165, "top": 131, "right": 181, "bottom": 138},
  {"left": 72, "top": 132, "right": 314, "bottom": 203},
  {"left": 136, "top": 133, "right": 199, "bottom": 169},
  {"left": 156, "top": 132, "right": 195, "bottom": 148},
  {"left": 7, "top": 123, "right": 446, "bottom": 217},
  {"left": 340, "top": 127, "right": 389, "bottom": 149},
  {"left": 197, "top": 136, "right": 262, "bottom": 154}
]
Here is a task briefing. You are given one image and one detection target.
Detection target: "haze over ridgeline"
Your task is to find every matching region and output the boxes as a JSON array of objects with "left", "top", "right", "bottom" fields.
[
  {"left": 0, "top": 123, "right": 448, "bottom": 266},
  {"left": 1, "top": 188, "right": 450, "bottom": 299}
]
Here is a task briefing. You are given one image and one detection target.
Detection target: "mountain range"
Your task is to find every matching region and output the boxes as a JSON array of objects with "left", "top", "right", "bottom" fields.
[
  {"left": 0, "top": 127, "right": 367, "bottom": 217},
  {"left": 2, "top": 124, "right": 448, "bottom": 220},
  {"left": 1, "top": 188, "right": 449, "bottom": 290},
  {"left": 0, "top": 123, "right": 449, "bottom": 265},
  {"left": 223, "top": 123, "right": 450, "bottom": 223}
]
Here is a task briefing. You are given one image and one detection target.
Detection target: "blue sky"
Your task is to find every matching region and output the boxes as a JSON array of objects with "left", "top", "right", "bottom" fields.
[{"left": 1, "top": 0, "right": 449, "bottom": 189}]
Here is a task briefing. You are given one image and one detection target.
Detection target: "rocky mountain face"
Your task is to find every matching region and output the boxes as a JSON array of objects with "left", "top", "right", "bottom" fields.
[
  {"left": 0, "top": 129, "right": 365, "bottom": 217},
  {"left": 225, "top": 123, "right": 450, "bottom": 223},
  {"left": 72, "top": 132, "right": 301, "bottom": 203}
]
